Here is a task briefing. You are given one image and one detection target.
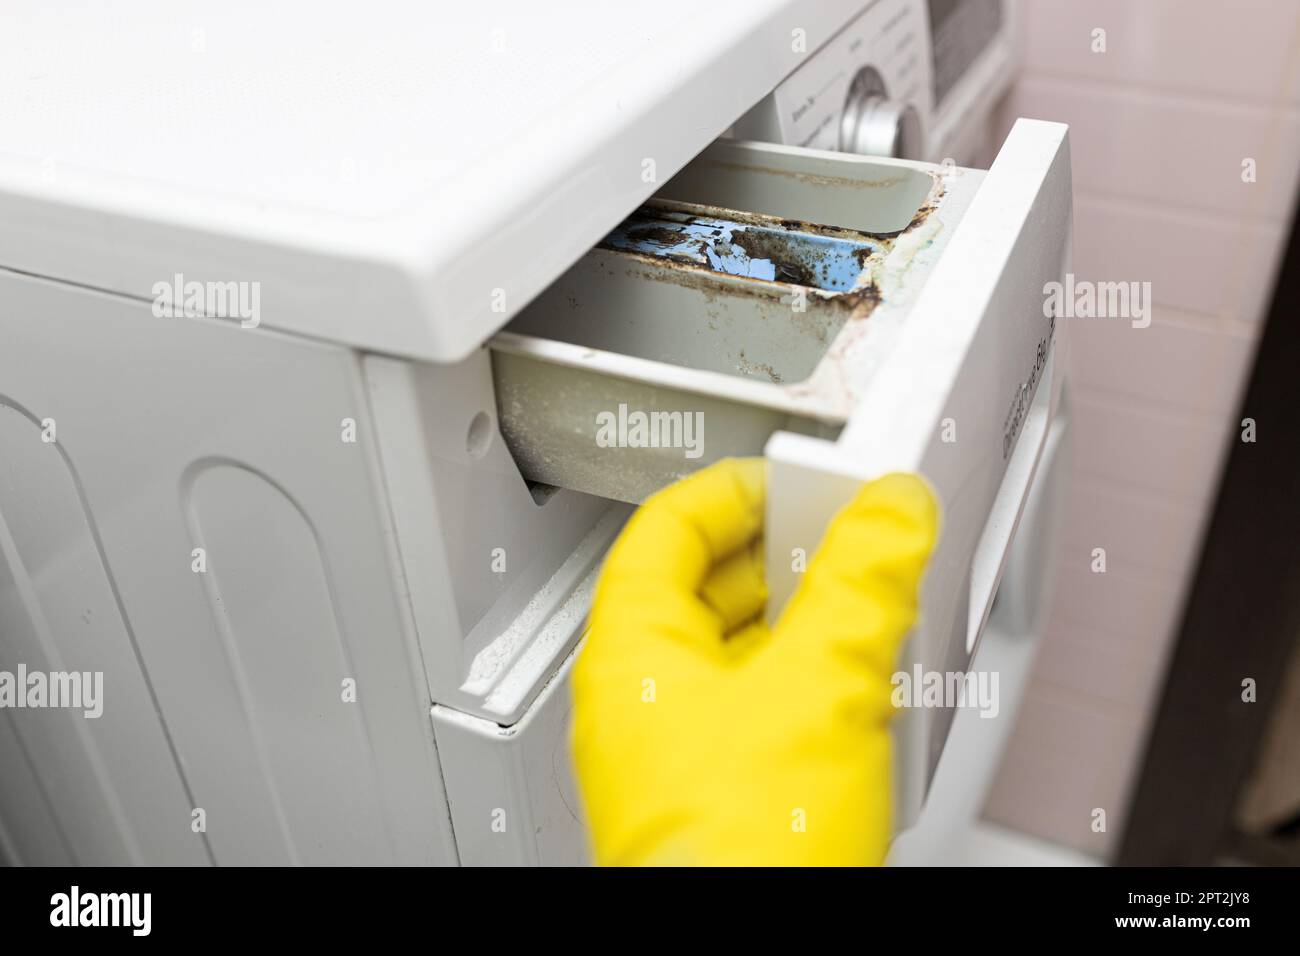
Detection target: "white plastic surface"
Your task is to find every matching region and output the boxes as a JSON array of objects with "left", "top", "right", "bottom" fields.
[
  {"left": 890, "top": 412, "right": 1070, "bottom": 864},
  {"left": 364, "top": 346, "right": 634, "bottom": 724},
  {"left": 0, "top": 270, "right": 458, "bottom": 865},
  {"left": 0, "top": 0, "right": 871, "bottom": 363},
  {"left": 432, "top": 650, "right": 589, "bottom": 866},
  {"left": 765, "top": 118, "right": 1072, "bottom": 823}
]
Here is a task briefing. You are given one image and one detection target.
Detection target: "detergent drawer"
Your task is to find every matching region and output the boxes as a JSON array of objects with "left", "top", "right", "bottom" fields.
[
  {"left": 491, "top": 119, "right": 1072, "bottom": 824},
  {"left": 490, "top": 135, "right": 960, "bottom": 506}
]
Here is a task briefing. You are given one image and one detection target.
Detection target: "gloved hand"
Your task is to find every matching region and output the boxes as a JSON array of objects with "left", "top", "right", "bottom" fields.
[{"left": 571, "top": 457, "right": 939, "bottom": 866}]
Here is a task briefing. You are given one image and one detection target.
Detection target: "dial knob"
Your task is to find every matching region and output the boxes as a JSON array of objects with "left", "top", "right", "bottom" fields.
[{"left": 839, "top": 68, "right": 922, "bottom": 159}]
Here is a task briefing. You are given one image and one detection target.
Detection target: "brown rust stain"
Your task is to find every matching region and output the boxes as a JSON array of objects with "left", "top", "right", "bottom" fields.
[
  {"left": 625, "top": 224, "right": 695, "bottom": 247},
  {"left": 737, "top": 349, "right": 783, "bottom": 383},
  {"left": 724, "top": 228, "right": 821, "bottom": 288},
  {"left": 610, "top": 204, "right": 874, "bottom": 290},
  {"left": 700, "top": 160, "right": 915, "bottom": 192},
  {"left": 649, "top": 197, "right": 883, "bottom": 244},
  {"left": 608, "top": 248, "right": 881, "bottom": 323},
  {"left": 866, "top": 189, "right": 942, "bottom": 240},
  {"left": 638, "top": 169, "right": 944, "bottom": 251},
  {"left": 572, "top": 167, "right": 944, "bottom": 405}
]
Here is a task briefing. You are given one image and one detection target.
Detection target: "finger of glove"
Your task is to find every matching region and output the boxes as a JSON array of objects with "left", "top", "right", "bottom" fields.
[
  {"left": 699, "top": 535, "right": 766, "bottom": 636},
  {"left": 584, "top": 458, "right": 765, "bottom": 661},
  {"left": 598, "top": 457, "right": 764, "bottom": 600},
  {"left": 774, "top": 472, "right": 939, "bottom": 681}
]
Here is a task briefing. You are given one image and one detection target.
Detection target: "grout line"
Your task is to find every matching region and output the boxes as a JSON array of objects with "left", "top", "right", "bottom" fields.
[
  {"left": 1074, "top": 188, "right": 1289, "bottom": 231},
  {"left": 1072, "top": 185, "right": 1292, "bottom": 228},
  {"left": 1053, "top": 550, "right": 1187, "bottom": 591},
  {"left": 1013, "top": 68, "right": 1300, "bottom": 117},
  {"left": 1070, "top": 379, "right": 1241, "bottom": 427},
  {"left": 1018, "top": 66, "right": 1300, "bottom": 114},
  {"left": 1026, "top": 676, "right": 1162, "bottom": 728},
  {"left": 1067, "top": 468, "right": 1216, "bottom": 513},
  {"left": 1066, "top": 368, "right": 1253, "bottom": 425},
  {"left": 1042, "top": 618, "right": 1178, "bottom": 667},
  {"left": 1218, "top": 9, "right": 1300, "bottom": 323}
]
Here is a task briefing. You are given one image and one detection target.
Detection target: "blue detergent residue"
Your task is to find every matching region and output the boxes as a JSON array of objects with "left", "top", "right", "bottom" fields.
[{"left": 601, "top": 208, "right": 874, "bottom": 292}]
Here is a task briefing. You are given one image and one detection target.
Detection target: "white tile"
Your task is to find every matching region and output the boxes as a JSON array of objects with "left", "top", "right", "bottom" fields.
[
  {"left": 1071, "top": 195, "right": 1285, "bottom": 323},
  {"left": 1059, "top": 473, "right": 1215, "bottom": 577},
  {"left": 1002, "top": 77, "right": 1300, "bottom": 220},
  {"left": 1047, "top": 552, "right": 1186, "bottom": 649},
  {"left": 1068, "top": 388, "right": 1236, "bottom": 503},
  {"left": 1031, "top": 616, "right": 1174, "bottom": 713},
  {"left": 1066, "top": 307, "right": 1257, "bottom": 416},
  {"left": 1020, "top": 0, "right": 1300, "bottom": 104},
  {"left": 984, "top": 0, "right": 1299, "bottom": 860}
]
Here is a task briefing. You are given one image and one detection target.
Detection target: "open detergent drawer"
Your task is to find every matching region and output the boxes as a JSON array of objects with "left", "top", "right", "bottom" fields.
[
  {"left": 490, "top": 119, "right": 1073, "bottom": 825},
  {"left": 491, "top": 135, "right": 965, "bottom": 504}
]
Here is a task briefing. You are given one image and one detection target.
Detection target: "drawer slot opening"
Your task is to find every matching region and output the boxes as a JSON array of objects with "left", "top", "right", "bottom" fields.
[
  {"left": 490, "top": 139, "right": 952, "bottom": 504},
  {"left": 505, "top": 198, "right": 887, "bottom": 387}
]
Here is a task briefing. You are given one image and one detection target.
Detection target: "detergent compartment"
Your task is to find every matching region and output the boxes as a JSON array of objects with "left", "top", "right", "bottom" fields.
[
  {"left": 504, "top": 198, "right": 890, "bottom": 387},
  {"left": 490, "top": 138, "right": 966, "bottom": 502}
]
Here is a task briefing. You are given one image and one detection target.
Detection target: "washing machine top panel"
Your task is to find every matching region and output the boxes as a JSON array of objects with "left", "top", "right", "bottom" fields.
[{"left": 0, "top": 0, "right": 873, "bottom": 363}]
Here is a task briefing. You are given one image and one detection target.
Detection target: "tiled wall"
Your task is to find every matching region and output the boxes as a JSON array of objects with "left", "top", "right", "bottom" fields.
[{"left": 981, "top": 0, "right": 1300, "bottom": 857}]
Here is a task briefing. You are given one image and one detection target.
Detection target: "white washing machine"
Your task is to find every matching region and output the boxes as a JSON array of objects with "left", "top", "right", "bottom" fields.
[
  {"left": 732, "top": 0, "right": 1018, "bottom": 165},
  {"left": 0, "top": 0, "right": 1067, "bottom": 865}
]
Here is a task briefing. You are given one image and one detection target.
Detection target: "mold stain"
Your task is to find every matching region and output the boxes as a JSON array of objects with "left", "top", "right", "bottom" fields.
[
  {"left": 702, "top": 159, "right": 915, "bottom": 192},
  {"left": 737, "top": 349, "right": 782, "bottom": 383},
  {"left": 595, "top": 163, "right": 945, "bottom": 310},
  {"left": 505, "top": 165, "right": 951, "bottom": 419}
]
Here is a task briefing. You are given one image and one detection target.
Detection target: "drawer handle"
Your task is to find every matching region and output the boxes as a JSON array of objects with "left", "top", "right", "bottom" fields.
[{"left": 964, "top": 349, "right": 1056, "bottom": 652}]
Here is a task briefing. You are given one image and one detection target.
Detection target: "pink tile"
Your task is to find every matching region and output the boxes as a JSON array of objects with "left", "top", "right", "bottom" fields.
[
  {"left": 1047, "top": 552, "right": 1186, "bottom": 648},
  {"left": 1066, "top": 307, "right": 1257, "bottom": 416},
  {"left": 1059, "top": 474, "right": 1213, "bottom": 578},
  {"left": 979, "top": 0, "right": 1300, "bottom": 858},
  {"left": 1070, "top": 195, "right": 1285, "bottom": 323},
  {"left": 1002, "top": 77, "right": 1300, "bottom": 220},
  {"left": 1020, "top": 0, "right": 1300, "bottom": 105},
  {"left": 1030, "top": 624, "right": 1168, "bottom": 713},
  {"left": 1068, "top": 388, "right": 1236, "bottom": 504}
]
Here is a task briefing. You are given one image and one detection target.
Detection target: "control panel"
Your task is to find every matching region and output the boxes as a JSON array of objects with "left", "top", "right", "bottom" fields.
[{"left": 731, "top": 0, "right": 932, "bottom": 158}]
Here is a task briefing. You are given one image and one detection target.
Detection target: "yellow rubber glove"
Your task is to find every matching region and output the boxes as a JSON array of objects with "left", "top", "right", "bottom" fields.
[{"left": 571, "top": 457, "right": 939, "bottom": 866}]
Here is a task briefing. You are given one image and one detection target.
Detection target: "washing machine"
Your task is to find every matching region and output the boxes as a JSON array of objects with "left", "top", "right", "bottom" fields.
[
  {"left": 0, "top": 0, "right": 1066, "bottom": 865},
  {"left": 732, "top": 0, "right": 1017, "bottom": 165}
]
